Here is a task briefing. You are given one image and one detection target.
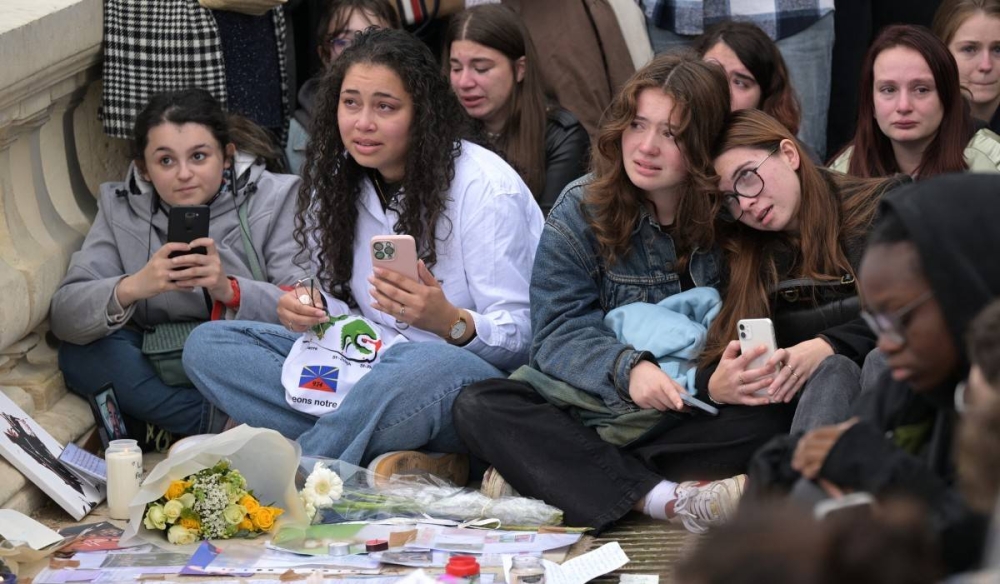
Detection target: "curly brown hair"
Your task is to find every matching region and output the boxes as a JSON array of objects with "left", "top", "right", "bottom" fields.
[
  {"left": 585, "top": 52, "right": 730, "bottom": 268},
  {"left": 294, "top": 28, "right": 483, "bottom": 307}
]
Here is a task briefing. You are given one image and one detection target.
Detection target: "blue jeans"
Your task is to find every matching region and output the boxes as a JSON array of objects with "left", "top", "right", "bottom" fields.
[
  {"left": 182, "top": 320, "right": 506, "bottom": 465},
  {"left": 645, "top": 13, "right": 834, "bottom": 159},
  {"left": 776, "top": 12, "right": 835, "bottom": 161},
  {"left": 59, "top": 328, "right": 222, "bottom": 436}
]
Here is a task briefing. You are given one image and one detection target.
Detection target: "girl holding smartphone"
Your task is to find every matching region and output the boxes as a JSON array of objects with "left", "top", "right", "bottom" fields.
[
  {"left": 704, "top": 109, "right": 906, "bottom": 432},
  {"left": 454, "top": 54, "right": 792, "bottom": 534},
  {"left": 51, "top": 89, "right": 301, "bottom": 442},
  {"left": 184, "top": 29, "right": 543, "bottom": 473}
]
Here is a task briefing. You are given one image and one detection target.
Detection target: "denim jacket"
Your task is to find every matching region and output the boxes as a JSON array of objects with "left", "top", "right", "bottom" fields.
[{"left": 529, "top": 176, "right": 722, "bottom": 413}]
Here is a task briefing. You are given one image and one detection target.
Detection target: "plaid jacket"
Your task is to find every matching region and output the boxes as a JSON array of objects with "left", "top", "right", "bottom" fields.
[
  {"left": 100, "top": 1, "right": 288, "bottom": 141},
  {"left": 644, "top": 0, "right": 834, "bottom": 41}
]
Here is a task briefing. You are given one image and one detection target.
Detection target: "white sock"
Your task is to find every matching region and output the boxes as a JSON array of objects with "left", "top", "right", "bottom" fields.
[{"left": 642, "top": 480, "right": 679, "bottom": 520}]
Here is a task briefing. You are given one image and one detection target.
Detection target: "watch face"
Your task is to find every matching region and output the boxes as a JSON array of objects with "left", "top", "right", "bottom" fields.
[{"left": 450, "top": 318, "right": 467, "bottom": 339}]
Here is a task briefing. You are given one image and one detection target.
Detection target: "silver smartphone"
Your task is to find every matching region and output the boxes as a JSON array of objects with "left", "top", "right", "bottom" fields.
[{"left": 738, "top": 318, "right": 779, "bottom": 396}]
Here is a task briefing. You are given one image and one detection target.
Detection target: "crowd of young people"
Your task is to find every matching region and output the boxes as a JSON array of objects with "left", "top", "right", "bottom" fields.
[{"left": 50, "top": 0, "right": 1000, "bottom": 577}]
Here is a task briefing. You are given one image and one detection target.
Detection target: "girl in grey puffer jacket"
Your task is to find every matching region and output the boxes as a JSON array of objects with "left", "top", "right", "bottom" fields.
[{"left": 51, "top": 88, "right": 302, "bottom": 443}]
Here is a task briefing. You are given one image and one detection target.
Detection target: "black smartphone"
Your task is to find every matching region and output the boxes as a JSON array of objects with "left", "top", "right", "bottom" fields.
[{"left": 167, "top": 205, "right": 210, "bottom": 258}]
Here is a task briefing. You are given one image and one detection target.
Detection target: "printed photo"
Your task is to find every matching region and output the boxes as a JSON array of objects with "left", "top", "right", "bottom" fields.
[{"left": 0, "top": 392, "right": 104, "bottom": 520}]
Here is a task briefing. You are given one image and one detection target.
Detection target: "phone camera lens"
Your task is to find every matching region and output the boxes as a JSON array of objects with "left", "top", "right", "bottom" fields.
[
  {"left": 374, "top": 242, "right": 384, "bottom": 251},
  {"left": 739, "top": 332, "right": 746, "bottom": 339},
  {"left": 374, "top": 251, "right": 385, "bottom": 260},
  {"left": 739, "top": 323, "right": 745, "bottom": 330}
]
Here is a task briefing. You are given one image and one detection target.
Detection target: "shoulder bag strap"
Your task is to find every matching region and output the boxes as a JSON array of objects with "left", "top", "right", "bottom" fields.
[{"left": 238, "top": 196, "right": 267, "bottom": 282}]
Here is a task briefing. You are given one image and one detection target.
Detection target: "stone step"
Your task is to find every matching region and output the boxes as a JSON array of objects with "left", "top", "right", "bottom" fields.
[
  {"left": 0, "top": 390, "right": 96, "bottom": 513},
  {"left": 0, "top": 356, "right": 67, "bottom": 412}
]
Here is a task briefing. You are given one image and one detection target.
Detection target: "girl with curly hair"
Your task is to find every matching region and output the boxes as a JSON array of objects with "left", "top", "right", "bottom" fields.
[
  {"left": 454, "top": 54, "right": 793, "bottom": 534},
  {"left": 185, "top": 28, "right": 544, "bottom": 473}
]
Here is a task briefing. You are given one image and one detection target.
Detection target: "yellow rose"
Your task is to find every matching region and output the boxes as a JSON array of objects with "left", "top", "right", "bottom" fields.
[
  {"left": 240, "top": 494, "right": 260, "bottom": 514},
  {"left": 165, "top": 480, "right": 189, "bottom": 500},
  {"left": 180, "top": 517, "right": 201, "bottom": 531},
  {"left": 251, "top": 507, "right": 277, "bottom": 531},
  {"left": 238, "top": 518, "right": 254, "bottom": 531}
]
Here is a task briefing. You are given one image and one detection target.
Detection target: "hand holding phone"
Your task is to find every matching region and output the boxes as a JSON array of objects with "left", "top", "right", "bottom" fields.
[
  {"left": 738, "top": 318, "right": 779, "bottom": 397},
  {"left": 167, "top": 205, "right": 211, "bottom": 258},
  {"left": 370, "top": 235, "right": 419, "bottom": 281},
  {"left": 680, "top": 390, "right": 719, "bottom": 416}
]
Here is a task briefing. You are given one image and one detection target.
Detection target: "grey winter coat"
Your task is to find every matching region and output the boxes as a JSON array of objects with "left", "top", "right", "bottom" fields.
[{"left": 50, "top": 152, "right": 302, "bottom": 345}]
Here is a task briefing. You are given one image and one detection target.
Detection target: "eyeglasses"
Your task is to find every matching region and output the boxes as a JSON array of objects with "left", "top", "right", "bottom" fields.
[
  {"left": 719, "top": 146, "right": 779, "bottom": 222},
  {"left": 324, "top": 35, "right": 354, "bottom": 56},
  {"left": 860, "top": 290, "right": 934, "bottom": 346},
  {"left": 294, "top": 276, "right": 319, "bottom": 309}
]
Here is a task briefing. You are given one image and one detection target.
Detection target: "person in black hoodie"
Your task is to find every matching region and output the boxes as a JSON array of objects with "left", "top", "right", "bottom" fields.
[{"left": 749, "top": 172, "right": 1000, "bottom": 574}]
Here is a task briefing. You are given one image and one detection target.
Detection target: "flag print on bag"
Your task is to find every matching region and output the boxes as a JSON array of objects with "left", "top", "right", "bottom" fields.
[{"left": 282, "top": 315, "right": 406, "bottom": 416}]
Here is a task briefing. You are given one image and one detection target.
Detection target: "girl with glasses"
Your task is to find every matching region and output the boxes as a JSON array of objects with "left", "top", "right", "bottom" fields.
[
  {"left": 830, "top": 25, "right": 1000, "bottom": 178},
  {"left": 454, "top": 54, "right": 796, "bottom": 535},
  {"left": 704, "top": 109, "right": 907, "bottom": 433},
  {"left": 444, "top": 5, "right": 589, "bottom": 215},
  {"left": 286, "top": 0, "right": 400, "bottom": 175}
]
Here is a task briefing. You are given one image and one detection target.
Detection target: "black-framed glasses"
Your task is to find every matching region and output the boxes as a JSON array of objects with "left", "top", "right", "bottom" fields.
[
  {"left": 860, "top": 290, "right": 934, "bottom": 346},
  {"left": 719, "top": 145, "right": 779, "bottom": 222}
]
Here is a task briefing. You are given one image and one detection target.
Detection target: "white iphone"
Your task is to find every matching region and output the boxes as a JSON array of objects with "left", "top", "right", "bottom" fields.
[{"left": 738, "top": 318, "right": 779, "bottom": 396}]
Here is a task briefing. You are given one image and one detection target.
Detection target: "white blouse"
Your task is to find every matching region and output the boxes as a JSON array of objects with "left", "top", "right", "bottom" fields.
[{"left": 317, "top": 141, "right": 545, "bottom": 371}]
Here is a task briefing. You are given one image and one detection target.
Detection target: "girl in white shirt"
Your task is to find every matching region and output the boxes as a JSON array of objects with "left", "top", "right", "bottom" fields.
[{"left": 183, "top": 28, "right": 543, "bottom": 475}]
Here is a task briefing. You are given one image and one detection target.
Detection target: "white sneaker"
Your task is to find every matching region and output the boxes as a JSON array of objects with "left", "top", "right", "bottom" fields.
[{"left": 666, "top": 474, "right": 746, "bottom": 533}]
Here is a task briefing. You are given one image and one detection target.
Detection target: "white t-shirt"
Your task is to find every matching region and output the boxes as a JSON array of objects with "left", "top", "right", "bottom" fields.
[{"left": 316, "top": 141, "right": 545, "bottom": 371}]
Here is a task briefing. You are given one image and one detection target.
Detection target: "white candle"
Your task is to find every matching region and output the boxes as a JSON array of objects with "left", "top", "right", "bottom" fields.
[{"left": 105, "top": 439, "right": 143, "bottom": 520}]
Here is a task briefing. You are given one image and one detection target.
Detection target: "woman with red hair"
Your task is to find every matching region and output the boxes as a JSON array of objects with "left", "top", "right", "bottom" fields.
[{"left": 830, "top": 25, "right": 1000, "bottom": 178}]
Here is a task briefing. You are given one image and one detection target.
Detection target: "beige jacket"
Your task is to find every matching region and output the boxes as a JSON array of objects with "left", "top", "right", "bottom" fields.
[{"left": 829, "top": 129, "right": 1000, "bottom": 175}]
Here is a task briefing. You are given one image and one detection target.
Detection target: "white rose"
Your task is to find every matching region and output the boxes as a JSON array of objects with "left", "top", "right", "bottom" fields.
[
  {"left": 143, "top": 505, "right": 167, "bottom": 530},
  {"left": 167, "top": 524, "right": 198, "bottom": 545},
  {"left": 163, "top": 499, "right": 184, "bottom": 524}
]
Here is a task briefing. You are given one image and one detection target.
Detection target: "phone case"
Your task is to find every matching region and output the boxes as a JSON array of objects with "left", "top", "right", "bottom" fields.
[
  {"left": 167, "top": 205, "right": 210, "bottom": 257},
  {"left": 370, "top": 235, "right": 419, "bottom": 282},
  {"left": 738, "top": 318, "right": 778, "bottom": 371}
]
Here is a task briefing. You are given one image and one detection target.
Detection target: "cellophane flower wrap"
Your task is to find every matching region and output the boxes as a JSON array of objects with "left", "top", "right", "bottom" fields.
[
  {"left": 297, "top": 457, "right": 563, "bottom": 528},
  {"left": 121, "top": 426, "right": 308, "bottom": 550},
  {"left": 141, "top": 460, "right": 283, "bottom": 543}
]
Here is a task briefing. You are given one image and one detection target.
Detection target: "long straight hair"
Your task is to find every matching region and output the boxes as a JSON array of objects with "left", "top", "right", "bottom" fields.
[
  {"left": 586, "top": 53, "right": 729, "bottom": 269},
  {"left": 703, "top": 110, "right": 896, "bottom": 366},
  {"left": 840, "top": 25, "right": 973, "bottom": 178},
  {"left": 444, "top": 5, "right": 549, "bottom": 197},
  {"left": 693, "top": 21, "right": 802, "bottom": 135}
]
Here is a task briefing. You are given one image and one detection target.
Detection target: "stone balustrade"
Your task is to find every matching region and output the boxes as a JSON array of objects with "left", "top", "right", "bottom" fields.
[{"left": 1, "top": 0, "right": 129, "bottom": 514}]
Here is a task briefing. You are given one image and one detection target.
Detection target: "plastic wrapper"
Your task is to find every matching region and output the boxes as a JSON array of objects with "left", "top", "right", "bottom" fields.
[
  {"left": 120, "top": 425, "right": 308, "bottom": 550},
  {"left": 297, "top": 456, "right": 563, "bottom": 528}
]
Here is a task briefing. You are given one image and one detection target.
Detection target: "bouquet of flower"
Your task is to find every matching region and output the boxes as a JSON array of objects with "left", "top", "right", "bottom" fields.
[
  {"left": 297, "top": 457, "right": 563, "bottom": 527},
  {"left": 142, "top": 460, "right": 283, "bottom": 544}
]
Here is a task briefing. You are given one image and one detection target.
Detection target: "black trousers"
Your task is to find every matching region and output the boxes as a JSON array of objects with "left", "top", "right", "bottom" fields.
[{"left": 453, "top": 378, "right": 794, "bottom": 531}]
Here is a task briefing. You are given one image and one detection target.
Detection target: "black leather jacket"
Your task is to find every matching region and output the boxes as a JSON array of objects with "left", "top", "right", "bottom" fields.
[{"left": 539, "top": 108, "right": 589, "bottom": 215}]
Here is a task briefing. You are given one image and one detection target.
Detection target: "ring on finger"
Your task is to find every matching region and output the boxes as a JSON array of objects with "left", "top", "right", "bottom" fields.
[
  {"left": 399, "top": 305, "right": 406, "bottom": 317},
  {"left": 791, "top": 372, "right": 801, "bottom": 380}
]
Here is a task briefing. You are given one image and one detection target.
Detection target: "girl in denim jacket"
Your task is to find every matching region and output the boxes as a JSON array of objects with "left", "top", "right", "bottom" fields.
[{"left": 454, "top": 54, "right": 794, "bottom": 534}]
